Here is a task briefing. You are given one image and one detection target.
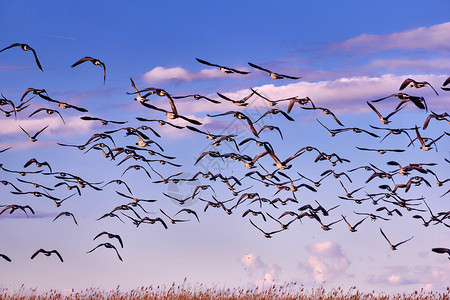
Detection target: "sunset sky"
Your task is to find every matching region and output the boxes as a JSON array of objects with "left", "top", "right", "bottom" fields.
[{"left": 0, "top": 1, "right": 449, "bottom": 294}]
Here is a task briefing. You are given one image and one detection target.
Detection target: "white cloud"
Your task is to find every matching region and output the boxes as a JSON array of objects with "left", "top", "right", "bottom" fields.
[
  {"left": 175, "top": 74, "right": 448, "bottom": 116},
  {"left": 143, "top": 66, "right": 231, "bottom": 83},
  {"left": 299, "top": 241, "right": 351, "bottom": 283},
  {"left": 338, "top": 22, "right": 450, "bottom": 52},
  {"left": 135, "top": 73, "right": 449, "bottom": 141},
  {"left": 0, "top": 116, "right": 93, "bottom": 137},
  {"left": 239, "top": 254, "right": 281, "bottom": 287},
  {"left": 0, "top": 116, "right": 95, "bottom": 150}
]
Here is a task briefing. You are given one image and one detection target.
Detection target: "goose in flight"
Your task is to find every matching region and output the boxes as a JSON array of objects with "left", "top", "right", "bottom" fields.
[
  {"left": 248, "top": 62, "right": 301, "bottom": 79},
  {"left": 441, "top": 76, "right": 450, "bottom": 91},
  {"left": 31, "top": 249, "right": 63, "bottom": 262},
  {"left": 80, "top": 116, "right": 127, "bottom": 126},
  {"left": 196, "top": 58, "right": 249, "bottom": 74},
  {"left": 87, "top": 243, "right": 122, "bottom": 261},
  {"left": 172, "top": 93, "right": 221, "bottom": 104},
  {"left": 372, "top": 93, "right": 428, "bottom": 111},
  {"left": 302, "top": 107, "right": 344, "bottom": 126},
  {"left": 341, "top": 215, "right": 367, "bottom": 232},
  {"left": 367, "top": 102, "right": 403, "bottom": 125},
  {"left": 140, "top": 102, "right": 201, "bottom": 125},
  {"left": 0, "top": 204, "right": 35, "bottom": 217},
  {"left": 29, "top": 108, "right": 65, "bottom": 124},
  {"left": 71, "top": 56, "right": 106, "bottom": 84},
  {"left": 249, "top": 219, "right": 284, "bottom": 238},
  {"left": 208, "top": 111, "right": 259, "bottom": 137},
  {"left": 93, "top": 232, "right": 124, "bottom": 248},
  {"left": 379, "top": 228, "right": 413, "bottom": 250},
  {"left": 0, "top": 43, "right": 43, "bottom": 71},
  {"left": 53, "top": 211, "right": 78, "bottom": 225},
  {"left": 399, "top": 78, "right": 438, "bottom": 96},
  {"left": 19, "top": 125, "right": 49, "bottom": 142},
  {"left": 0, "top": 254, "right": 11, "bottom": 262},
  {"left": 423, "top": 111, "right": 449, "bottom": 129},
  {"left": 216, "top": 91, "right": 254, "bottom": 107},
  {"left": 431, "top": 248, "right": 450, "bottom": 259}
]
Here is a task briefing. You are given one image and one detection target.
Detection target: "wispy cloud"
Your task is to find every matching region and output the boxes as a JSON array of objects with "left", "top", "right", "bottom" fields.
[
  {"left": 298, "top": 241, "right": 351, "bottom": 283},
  {"left": 367, "top": 264, "right": 450, "bottom": 291},
  {"left": 365, "top": 59, "right": 450, "bottom": 74},
  {"left": 0, "top": 211, "right": 54, "bottom": 220},
  {"left": 338, "top": 22, "right": 450, "bottom": 52}
]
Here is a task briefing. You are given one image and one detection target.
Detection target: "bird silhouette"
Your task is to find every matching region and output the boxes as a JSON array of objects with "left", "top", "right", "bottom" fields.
[{"left": 0, "top": 43, "right": 43, "bottom": 71}]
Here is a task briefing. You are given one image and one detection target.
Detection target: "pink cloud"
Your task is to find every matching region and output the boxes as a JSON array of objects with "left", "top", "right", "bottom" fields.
[
  {"left": 367, "top": 265, "right": 450, "bottom": 291},
  {"left": 299, "top": 241, "right": 351, "bottom": 283},
  {"left": 339, "top": 22, "right": 450, "bottom": 52},
  {"left": 239, "top": 254, "right": 282, "bottom": 286},
  {"left": 365, "top": 59, "right": 450, "bottom": 73}
]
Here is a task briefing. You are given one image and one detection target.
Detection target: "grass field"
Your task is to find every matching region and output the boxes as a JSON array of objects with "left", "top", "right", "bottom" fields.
[{"left": 1, "top": 283, "right": 449, "bottom": 300}]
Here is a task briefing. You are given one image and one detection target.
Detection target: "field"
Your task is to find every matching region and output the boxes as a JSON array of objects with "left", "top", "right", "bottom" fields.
[{"left": 1, "top": 283, "right": 449, "bottom": 300}]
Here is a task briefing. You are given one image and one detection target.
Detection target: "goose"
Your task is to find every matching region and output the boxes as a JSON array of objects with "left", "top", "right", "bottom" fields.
[
  {"left": 208, "top": 111, "right": 259, "bottom": 137},
  {"left": 71, "top": 56, "right": 106, "bottom": 83},
  {"left": 242, "top": 209, "right": 267, "bottom": 222},
  {"left": 248, "top": 62, "right": 301, "bottom": 79},
  {"left": 19, "top": 125, "right": 49, "bottom": 142},
  {"left": 29, "top": 108, "right": 65, "bottom": 124},
  {"left": 0, "top": 204, "right": 35, "bottom": 217},
  {"left": 159, "top": 209, "right": 189, "bottom": 224},
  {"left": 93, "top": 232, "right": 124, "bottom": 248},
  {"left": 249, "top": 219, "right": 284, "bottom": 238},
  {"left": 196, "top": 58, "right": 249, "bottom": 74},
  {"left": 0, "top": 43, "right": 43, "bottom": 71},
  {"left": 303, "top": 106, "right": 344, "bottom": 126},
  {"left": 399, "top": 78, "right": 438, "bottom": 96},
  {"left": 267, "top": 212, "right": 297, "bottom": 230},
  {"left": 341, "top": 215, "right": 367, "bottom": 232},
  {"left": 372, "top": 92, "right": 428, "bottom": 111},
  {"left": 441, "top": 77, "right": 450, "bottom": 91},
  {"left": 414, "top": 126, "right": 445, "bottom": 151},
  {"left": 172, "top": 94, "right": 221, "bottom": 104},
  {"left": 23, "top": 158, "right": 52, "bottom": 173},
  {"left": 140, "top": 102, "right": 201, "bottom": 125},
  {"left": 20, "top": 87, "right": 48, "bottom": 102},
  {"left": 254, "top": 108, "right": 294, "bottom": 123},
  {"left": 31, "top": 249, "right": 63, "bottom": 262},
  {"left": 115, "top": 191, "right": 157, "bottom": 204},
  {"left": 431, "top": 248, "right": 450, "bottom": 259},
  {"left": 257, "top": 125, "right": 283, "bottom": 139},
  {"left": 423, "top": 111, "right": 449, "bottom": 129},
  {"left": 136, "top": 117, "right": 185, "bottom": 129},
  {"left": 87, "top": 243, "right": 122, "bottom": 261},
  {"left": 174, "top": 208, "right": 200, "bottom": 223},
  {"left": 379, "top": 228, "right": 413, "bottom": 250},
  {"left": 80, "top": 116, "right": 127, "bottom": 125},
  {"left": 53, "top": 211, "right": 78, "bottom": 225},
  {"left": 17, "top": 178, "right": 54, "bottom": 191},
  {"left": 367, "top": 102, "right": 403, "bottom": 124},
  {"left": 0, "top": 254, "right": 11, "bottom": 262},
  {"left": 216, "top": 90, "right": 254, "bottom": 107}
]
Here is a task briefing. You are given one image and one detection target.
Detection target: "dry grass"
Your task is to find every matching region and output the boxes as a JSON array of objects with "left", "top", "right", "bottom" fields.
[{"left": 1, "top": 282, "right": 449, "bottom": 300}]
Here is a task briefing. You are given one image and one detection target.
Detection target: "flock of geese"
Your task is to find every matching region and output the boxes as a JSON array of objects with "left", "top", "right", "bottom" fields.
[{"left": 0, "top": 42, "right": 449, "bottom": 265}]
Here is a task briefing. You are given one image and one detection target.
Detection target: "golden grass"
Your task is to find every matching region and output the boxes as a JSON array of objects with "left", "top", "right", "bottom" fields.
[{"left": 1, "top": 282, "right": 449, "bottom": 300}]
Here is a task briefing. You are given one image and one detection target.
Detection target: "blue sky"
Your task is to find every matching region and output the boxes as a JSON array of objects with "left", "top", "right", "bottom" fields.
[{"left": 0, "top": 1, "right": 449, "bottom": 295}]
